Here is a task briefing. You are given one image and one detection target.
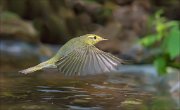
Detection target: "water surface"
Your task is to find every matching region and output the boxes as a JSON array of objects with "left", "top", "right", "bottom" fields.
[{"left": 0, "top": 72, "right": 176, "bottom": 110}]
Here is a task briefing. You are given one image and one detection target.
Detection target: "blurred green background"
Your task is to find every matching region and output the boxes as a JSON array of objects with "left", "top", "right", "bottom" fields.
[{"left": 0, "top": 0, "right": 180, "bottom": 110}]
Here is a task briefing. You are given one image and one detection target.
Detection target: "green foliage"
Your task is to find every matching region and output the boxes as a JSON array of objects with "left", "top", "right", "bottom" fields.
[
  {"left": 140, "top": 10, "right": 180, "bottom": 75},
  {"left": 164, "top": 24, "right": 180, "bottom": 59},
  {"left": 153, "top": 57, "right": 167, "bottom": 75},
  {"left": 140, "top": 34, "right": 159, "bottom": 47}
]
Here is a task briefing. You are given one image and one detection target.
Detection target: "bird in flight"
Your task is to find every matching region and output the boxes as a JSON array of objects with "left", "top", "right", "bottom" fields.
[{"left": 19, "top": 34, "right": 123, "bottom": 76}]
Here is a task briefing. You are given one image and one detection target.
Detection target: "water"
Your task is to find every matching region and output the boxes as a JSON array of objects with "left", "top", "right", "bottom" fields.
[{"left": 0, "top": 72, "right": 177, "bottom": 110}]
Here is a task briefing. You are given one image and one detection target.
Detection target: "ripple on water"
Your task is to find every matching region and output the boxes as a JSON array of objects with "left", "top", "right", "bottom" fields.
[
  {"left": 0, "top": 72, "right": 177, "bottom": 110},
  {"left": 67, "top": 105, "right": 102, "bottom": 110},
  {"left": 37, "top": 89, "right": 64, "bottom": 93}
]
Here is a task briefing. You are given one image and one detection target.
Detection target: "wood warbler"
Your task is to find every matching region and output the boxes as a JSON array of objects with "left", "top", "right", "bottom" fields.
[{"left": 19, "top": 34, "right": 123, "bottom": 76}]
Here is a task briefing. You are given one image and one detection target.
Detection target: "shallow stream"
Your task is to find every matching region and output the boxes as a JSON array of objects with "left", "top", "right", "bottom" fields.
[{"left": 0, "top": 72, "right": 177, "bottom": 110}]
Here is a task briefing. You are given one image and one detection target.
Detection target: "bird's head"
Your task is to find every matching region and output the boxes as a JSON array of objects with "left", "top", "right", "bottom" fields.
[{"left": 80, "top": 34, "right": 108, "bottom": 45}]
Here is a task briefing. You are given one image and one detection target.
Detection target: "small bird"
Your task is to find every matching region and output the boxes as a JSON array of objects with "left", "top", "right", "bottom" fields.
[{"left": 19, "top": 34, "right": 123, "bottom": 76}]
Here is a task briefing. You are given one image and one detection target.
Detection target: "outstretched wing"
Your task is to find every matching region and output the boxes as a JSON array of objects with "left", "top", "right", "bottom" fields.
[{"left": 55, "top": 45, "right": 122, "bottom": 76}]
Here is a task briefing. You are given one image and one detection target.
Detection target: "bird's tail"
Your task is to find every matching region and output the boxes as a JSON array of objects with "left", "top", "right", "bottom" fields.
[
  {"left": 19, "top": 57, "right": 58, "bottom": 74},
  {"left": 19, "top": 59, "right": 57, "bottom": 74},
  {"left": 19, "top": 64, "right": 43, "bottom": 74}
]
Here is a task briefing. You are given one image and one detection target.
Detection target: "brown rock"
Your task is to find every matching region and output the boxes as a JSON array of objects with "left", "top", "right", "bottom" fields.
[
  {"left": 0, "top": 11, "right": 39, "bottom": 43},
  {"left": 113, "top": 4, "right": 148, "bottom": 35},
  {"left": 66, "top": 0, "right": 102, "bottom": 14},
  {"left": 115, "top": 0, "right": 134, "bottom": 5}
]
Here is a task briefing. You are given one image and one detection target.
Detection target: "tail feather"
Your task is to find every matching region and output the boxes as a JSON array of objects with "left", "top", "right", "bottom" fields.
[
  {"left": 19, "top": 60, "right": 57, "bottom": 74},
  {"left": 19, "top": 65, "right": 43, "bottom": 74}
]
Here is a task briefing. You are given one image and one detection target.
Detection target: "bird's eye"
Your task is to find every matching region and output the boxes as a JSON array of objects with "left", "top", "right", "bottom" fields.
[{"left": 94, "top": 36, "right": 96, "bottom": 39}]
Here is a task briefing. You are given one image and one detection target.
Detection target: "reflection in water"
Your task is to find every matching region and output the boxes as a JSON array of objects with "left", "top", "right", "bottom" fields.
[{"left": 0, "top": 72, "right": 176, "bottom": 110}]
